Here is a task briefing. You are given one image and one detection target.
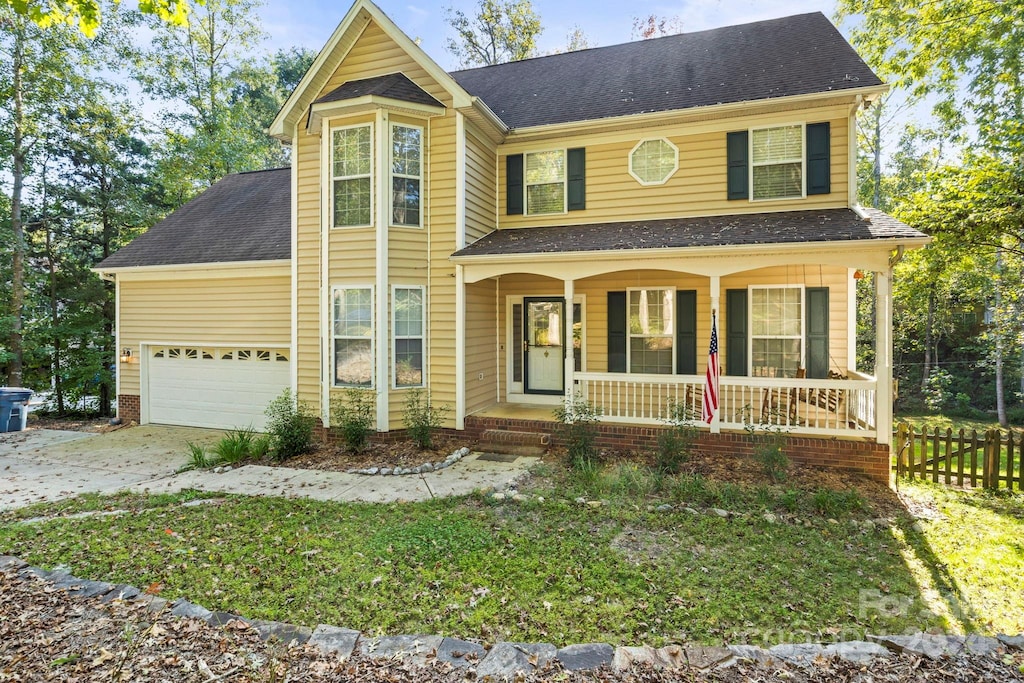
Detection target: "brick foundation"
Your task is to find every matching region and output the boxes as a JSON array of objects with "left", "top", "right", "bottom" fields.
[{"left": 117, "top": 395, "right": 140, "bottom": 423}]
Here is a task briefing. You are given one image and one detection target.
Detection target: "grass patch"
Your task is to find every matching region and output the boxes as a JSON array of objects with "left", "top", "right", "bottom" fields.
[
  {"left": 0, "top": 473, "right": 949, "bottom": 647},
  {"left": 893, "top": 481, "right": 1024, "bottom": 636}
]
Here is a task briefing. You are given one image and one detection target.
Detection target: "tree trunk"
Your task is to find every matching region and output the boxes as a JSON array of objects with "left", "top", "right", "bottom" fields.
[
  {"left": 45, "top": 226, "right": 65, "bottom": 414},
  {"left": 99, "top": 171, "right": 114, "bottom": 417},
  {"left": 995, "top": 250, "right": 1008, "bottom": 427},
  {"left": 7, "top": 25, "right": 26, "bottom": 387},
  {"left": 872, "top": 101, "right": 882, "bottom": 209},
  {"left": 921, "top": 289, "right": 935, "bottom": 391}
]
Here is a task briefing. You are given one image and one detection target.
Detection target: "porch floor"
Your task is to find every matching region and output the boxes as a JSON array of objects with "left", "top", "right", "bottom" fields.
[{"left": 471, "top": 403, "right": 560, "bottom": 422}]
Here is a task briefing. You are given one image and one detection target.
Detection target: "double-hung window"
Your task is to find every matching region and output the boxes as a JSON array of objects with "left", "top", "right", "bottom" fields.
[
  {"left": 628, "top": 288, "right": 674, "bottom": 374},
  {"left": 332, "top": 124, "right": 373, "bottom": 227},
  {"left": 751, "top": 124, "right": 803, "bottom": 200},
  {"left": 333, "top": 287, "right": 373, "bottom": 387},
  {"left": 750, "top": 286, "right": 802, "bottom": 377},
  {"left": 525, "top": 150, "right": 566, "bottom": 215},
  {"left": 393, "top": 286, "right": 424, "bottom": 388},
  {"left": 391, "top": 123, "right": 422, "bottom": 227}
]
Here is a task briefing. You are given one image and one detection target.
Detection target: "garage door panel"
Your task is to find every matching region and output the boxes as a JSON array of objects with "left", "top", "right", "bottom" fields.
[{"left": 146, "top": 346, "right": 290, "bottom": 431}]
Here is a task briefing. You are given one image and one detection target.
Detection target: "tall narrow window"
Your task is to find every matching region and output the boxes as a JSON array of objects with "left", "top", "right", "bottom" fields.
[
  {"left": 750, "top": 286, "right": 802, "bottom": 377},
  {"left": 525, "top": 150, "right": 565, "bottom": 215},
  {"left": 333, "top": 287, "right": 373, "bottom": 387},
  {"left": 391, "top": 124, "right": 422, "bottom": 226},
  {"left": 628, "top": 288, "right": 674, "bottom": 374},
  {"left": 751, "top": 124, "right": 803, "bottom": 200},
  {"left": 332, "top": 125, "right": 372, "bottom": 227},
  {"left": 393, "top": 286, "right": 424, "bottom": 388}
]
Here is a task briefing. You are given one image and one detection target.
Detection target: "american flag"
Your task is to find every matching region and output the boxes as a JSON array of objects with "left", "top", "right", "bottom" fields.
[{"left": 702, "top": 313, "right": 719, "bottom": 424}]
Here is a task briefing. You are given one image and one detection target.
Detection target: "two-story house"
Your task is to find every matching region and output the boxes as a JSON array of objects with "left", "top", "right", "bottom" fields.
[{"left": 96, "top": 0, "right": 929, "bottom": 482}]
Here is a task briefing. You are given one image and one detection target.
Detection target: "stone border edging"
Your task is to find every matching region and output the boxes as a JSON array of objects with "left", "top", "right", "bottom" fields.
[
  {"left": 1, "top": 555, "right": 1021, "bottom": 681},
  {"left": 344, "top": 446, "right": 472, "bottom": 476}
]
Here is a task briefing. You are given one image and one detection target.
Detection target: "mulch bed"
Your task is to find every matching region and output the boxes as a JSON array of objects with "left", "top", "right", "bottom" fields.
[
  {"left": 25, "top": 415, "right": 111, "bottom": 433},
  {"left": 2, "top": 568, "right": 1022, "bottom": 682},
  {"left": 266, "top": 435, "right": 471, "bottom": 472}
]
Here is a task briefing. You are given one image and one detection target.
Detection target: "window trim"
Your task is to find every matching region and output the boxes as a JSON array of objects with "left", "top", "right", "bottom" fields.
[
  {"left": 389, "top": 121, "right": 424, "bottom": 229},
  {"left": 391, "top": 284, "right": 425, "bottom": 389},
  {"left": 747, "top": 284, "right": 805, "bottom": 377},
  {"left": 332, "top": 284, "right": 375, "bottom": 388},
  {"left": 748, "top": 122, "right": 806, "bottom": 202},
  {"left": 330, "top": 122, "right": 374, "bottom": 229},
  {"left": 628, "top": 138, "right": 679, "bottom": 186},
  {"left": 524, "top": 148, "right": 568, "bottom": 216},
  {"left": 626, "top": 286, "right": 676, "bottom": 375}
]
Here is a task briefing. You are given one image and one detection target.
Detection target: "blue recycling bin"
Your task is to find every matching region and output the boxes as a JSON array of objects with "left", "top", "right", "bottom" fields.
[{"left": 0, "top": 388, "right": 33, "bottom": 432}]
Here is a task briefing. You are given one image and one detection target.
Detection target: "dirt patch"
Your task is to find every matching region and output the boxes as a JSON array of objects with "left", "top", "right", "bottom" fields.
[
  {"left": 266, "top": 435, "right": 472, "bottom": 472},
  {"left": 26, "top": 415, "right": 111, "bottom": 432},
  {"left": 610, "top": 527, "right": 682, "bottom": 564}
]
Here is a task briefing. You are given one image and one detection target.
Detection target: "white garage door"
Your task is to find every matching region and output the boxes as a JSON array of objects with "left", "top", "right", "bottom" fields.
[{"left": 146, "top": 345, "right": 291, "bottom": 431}]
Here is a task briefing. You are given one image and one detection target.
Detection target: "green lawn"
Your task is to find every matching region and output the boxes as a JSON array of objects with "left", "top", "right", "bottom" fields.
[{"left": 1, "top": 467, "right": 1020, "bottom": 647}]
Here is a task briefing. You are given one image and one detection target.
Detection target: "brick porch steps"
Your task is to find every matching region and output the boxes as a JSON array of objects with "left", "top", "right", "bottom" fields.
[{"left": 477, "top": 429, "right": 551, "bottom": 457}]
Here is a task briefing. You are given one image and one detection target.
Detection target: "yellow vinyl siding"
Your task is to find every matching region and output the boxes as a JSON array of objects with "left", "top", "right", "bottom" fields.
[
  {"left": 118, "top": 274, "right": 291, "bottom": 396},
  {"left": 295, "top": 112, "right": 323, "bottom": 414},
  {"left": 498, "top": 110, "right": 850, "bottom": 228},
  {"left": 315, "top": 21, "right": 451, "bottom": 108},
  {"left": 465, "top": 279, "right": 498, "bottom": 415},
  {"left": 465, "top": 124, "right": 497, "bottom": 244}
]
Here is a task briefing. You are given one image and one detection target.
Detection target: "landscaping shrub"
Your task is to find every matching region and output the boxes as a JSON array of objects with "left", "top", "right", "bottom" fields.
[
  {"left": 811, "top": 488, "right": 865, "bottom": 517},
  {"left": 185, "top": 441, "right": 212, "bottom": 470},
  {"left": 745, "top": 418, "right": 790, "bottom": 483},
  {"left": 331, "top": 389, "right": 375, "bottom": 452},
  {"left": 403, "top": 389, "right": 448, "bottom": 449},
  {"left": 655, "top": 400, "right": 698, "bottom": 474},
  {"left": 212, "top": 427, "right": 258, "bottom": 464},
  {"left": 264, "top": 389, "right": 316, "bottom": 461},
  {"left": 553, "top": 395, "right": 602, "bottom": 471}
]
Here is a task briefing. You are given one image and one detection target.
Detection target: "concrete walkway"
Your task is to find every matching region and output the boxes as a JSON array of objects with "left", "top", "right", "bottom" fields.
[{"left": 0, "top": 426, "right": 534, "bottom": 511}]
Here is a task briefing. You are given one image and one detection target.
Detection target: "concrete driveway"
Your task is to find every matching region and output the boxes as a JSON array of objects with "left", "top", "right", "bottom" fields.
[{"left": 0, "top": 426, "right": 223, "bottom": 511}]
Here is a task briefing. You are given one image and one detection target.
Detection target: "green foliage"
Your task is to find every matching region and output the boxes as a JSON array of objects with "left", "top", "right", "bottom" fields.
[
  {"left": 7, "top": 0, "right": 191, "bottom": 37},
  {"left": 444, "top": 0, "right": 541, "bottom": 66},
  {"left": 553, "top": 395, "right": 603, "bottom": 471},
  {"left": 264, "top": 389, "right": 316, "bottom": 462},
  {"left": 811, "top": 489, "right": 865, "bottom": 517},
  {"left": 212, "top": 427, "right": 259, "bottom": 464},
  {"left": 185, "top": 441, "right": 212, "bottom": 470},
  {"left": 923, "top": 368, "right": 953, "bottom": 412},
  {"left": 655, "top": 400, "right": 698, "bottom": 474},
  {"left": 744, "top": 419, "right": 790, "bottom": 483},
  {"left": 330, "top": 389, "right": 375, "bottom": 453},
  {"left": 403, "top": 389, "right": 448, "bottom": 449}
]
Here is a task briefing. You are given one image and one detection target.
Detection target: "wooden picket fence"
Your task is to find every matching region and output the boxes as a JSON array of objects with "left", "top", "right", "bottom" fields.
[{"left": 893, "top": 424, "right": 1024, "bottom": 491}]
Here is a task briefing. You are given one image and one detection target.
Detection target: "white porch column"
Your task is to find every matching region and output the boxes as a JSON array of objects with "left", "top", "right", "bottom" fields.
[
  {"left": 564, "top": 278, "right": 575, "bottom": 407},
  {"left": 874, "top": 269, "right": 892, "bottom": 445},
  {"left": 455, "top": 264, "right": 466, "bottom": 430},
  {"left": 709, "top": 275, "right": 721, "bottom": 434}
]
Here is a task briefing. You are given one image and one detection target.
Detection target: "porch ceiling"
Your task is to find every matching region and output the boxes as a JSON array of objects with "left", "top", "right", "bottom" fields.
[{"left": 453, "top": 208, "right": 929, "bottom": 283}]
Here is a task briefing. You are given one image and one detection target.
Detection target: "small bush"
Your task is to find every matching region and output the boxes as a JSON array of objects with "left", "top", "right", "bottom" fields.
[
  {"left": 250, "top": 433, "right": 274, "bottom": 460},
  {"left": 655, "top": 400, "right": 698, "bottom": 474},
  {"left": 403, "top": 389, "right": 448, "bottom": 449},
  {"left": 778, "top": 488, "right": 801, "bottom": 512},
  {"left": 185, "top": 441, "right": 212, "bottom": 470},
  {"left": 745, "top": 418, "right": 790, "bottom": 483},
  {"left": 265, "top": 389, "right": 316, "bottom": 461},
  {"left": 811, "top": 488, "right": 865, "bottom": 517},
  {"left": 213, "top": 427, "right": 258, "bottom": 464},
  {"left": 553, "top": 395, "right": 603, "bottom": 471},
  {"left": 331, "top": 389, "right": 375, "bottom": 452}
]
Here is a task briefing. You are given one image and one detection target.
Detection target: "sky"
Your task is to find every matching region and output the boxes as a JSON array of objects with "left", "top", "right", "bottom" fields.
[{"left": 257, "top": 0, "right": 841, "bottom": 72}]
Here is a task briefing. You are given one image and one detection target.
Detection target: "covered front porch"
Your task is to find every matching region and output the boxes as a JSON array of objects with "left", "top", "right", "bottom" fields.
[{"left": 449, "top": 212, "right": 922, "bottom": 447}]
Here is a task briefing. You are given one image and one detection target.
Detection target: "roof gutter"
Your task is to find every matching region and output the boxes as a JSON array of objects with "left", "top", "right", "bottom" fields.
[
  {"left": 92, "top": 258, "right": 292, "bottom": 277},
  {"left": 450, "top": 235, "right": 930, "bottom": 265},
  {"left": 503, "top": 84, "right": 889, "bottom": 140}
]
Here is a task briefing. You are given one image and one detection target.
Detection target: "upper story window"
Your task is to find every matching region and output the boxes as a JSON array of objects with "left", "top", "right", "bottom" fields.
[
  {"left": 629, "top": 138, "right": 678, "bottom": 185},
  {"left": 331, "top": 124, "right": 373, "bottom": 228},
  {"left": 751, "top": 124, "right": 803, "bottom": 201},
  {"left": 525, "top": 150, "right": 566, "bottom": 215},
  {"left": 391, "top": 123, "right": 422, "bottom": 227}
]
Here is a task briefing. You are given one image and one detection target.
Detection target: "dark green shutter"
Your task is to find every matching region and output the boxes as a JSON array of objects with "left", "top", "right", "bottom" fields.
[
  {"left": 567, "top": 147, "right": 586, "bottom": 211},
  {"left": 608, "top": 291, "right": 626, "bottom": 373},
  {"left": 676, "top": 290, "right": 697, "bottom": 374},
  {"left": 506, "top": 154, "right": 523, "bottom": 215},
  {"left": 806, "top": 122, "right": 830, "bottom": 195},
  {"left": 725, "top": 289, "right": 748, "bottom": 376},
  {"left": 726, "top": 131, "right": 749, "bottom": 200},
  {"left": 806, "top": 287, "right": 829, "bottom": 378}
]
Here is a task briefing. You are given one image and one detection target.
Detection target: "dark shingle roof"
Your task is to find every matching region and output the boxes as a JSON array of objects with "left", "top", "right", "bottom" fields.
[
  {"left": 96, "top": 168, "right": 290, "bottom": 269},
  {"left": 451, "top": 209, "right": 926, "bottom": 258},
  {"left": 450, "top": 12, "right": 881, "bottom": 129},
  {"left": 314, "top": 72, "right": 444, "bottom": 108}
]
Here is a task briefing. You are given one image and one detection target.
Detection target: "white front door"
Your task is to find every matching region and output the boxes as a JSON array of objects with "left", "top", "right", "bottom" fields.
[{"left": 524, "top": 298, "right": 564, "bottom": 394}]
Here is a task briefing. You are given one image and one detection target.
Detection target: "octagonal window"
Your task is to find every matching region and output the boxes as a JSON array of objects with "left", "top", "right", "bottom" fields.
[{"left": 629, "top": 138, "right": 678, "bottom": 185}]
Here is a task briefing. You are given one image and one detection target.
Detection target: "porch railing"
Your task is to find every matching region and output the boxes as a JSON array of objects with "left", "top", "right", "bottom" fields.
[{"left": 575, "top": 372, "right": 877, "bottom": 438}]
